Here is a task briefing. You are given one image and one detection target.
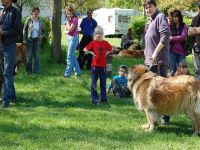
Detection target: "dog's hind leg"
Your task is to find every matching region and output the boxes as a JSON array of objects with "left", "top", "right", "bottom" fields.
[
  {"left": 186, "top": 108, "right": 200, "bottom": 136},
  {"left": 148, "top": 110, "right": 160, "bottom": 131}
]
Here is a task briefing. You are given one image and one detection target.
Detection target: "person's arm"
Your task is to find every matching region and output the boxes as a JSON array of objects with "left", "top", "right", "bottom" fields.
[
  {"left": 151, "top": 42, "right": 165, "bottom": 62},
  {"left": 65, "top": 17, "right": 77, "bottom": 34},
  {"left": 0, "top": 8, "right": 22, "bottom": 37},
  {"left": 171, "top": 25, "right": 187, "bottom": 42},
  {"left": 83, "top": 48, "right": 95, "bottom": 56},
  {"left": 106, "top": 41, "right": 113, "bottom": 56},
  {"left": 188, "top": 17, "right": 200, "bottom": 36},
  {"left": 151, "top": 15, "right": 169, "bottom": 62},
  {"left": 83, "top": 41, "right": 95, "bottom": 56}
]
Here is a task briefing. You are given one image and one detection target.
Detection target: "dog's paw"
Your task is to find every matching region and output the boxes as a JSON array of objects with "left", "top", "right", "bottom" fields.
[{"left": 141, "top": 123, "right": 150, "bottom": 129}]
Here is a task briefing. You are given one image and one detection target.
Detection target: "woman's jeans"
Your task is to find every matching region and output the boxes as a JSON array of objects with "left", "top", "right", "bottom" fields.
[
  {"left": 2, "top": 43, "right": 16, "bottom": 105},
  {"left": 26, "top": 38, "right": 40, "bottom": 74},
  {"left": 169, "top": 50, "right": 185, "bottom": 76},
  {"left": 65, "top": 35, "right": 81, "bottom": 77}
]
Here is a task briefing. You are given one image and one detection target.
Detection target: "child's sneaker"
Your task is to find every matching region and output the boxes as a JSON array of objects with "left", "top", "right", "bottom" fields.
[{"left": 92, "top": 99, "right": 99, "bottom": 105}]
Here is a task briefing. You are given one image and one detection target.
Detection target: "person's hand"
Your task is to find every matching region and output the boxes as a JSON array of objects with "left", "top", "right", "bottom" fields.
[
  {"left": 150, "top": 52, "right": 157, "bottom": 64},
  {"left": 169, "top": 36, "right": 172, "bottom": 41},
  {"left": 64, "top": 29, "right": 68, "bottom": 35}
]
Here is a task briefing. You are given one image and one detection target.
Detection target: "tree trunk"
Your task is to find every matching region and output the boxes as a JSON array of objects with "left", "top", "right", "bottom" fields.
[{"left": 52, "top": 0, "right": 62, "bottom": 62}]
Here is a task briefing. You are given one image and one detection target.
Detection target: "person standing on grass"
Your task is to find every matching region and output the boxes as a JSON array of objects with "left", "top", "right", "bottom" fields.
[
  {"left": 169, "top": 10, "right": 187, "bottom": 76},
  {"left": 84, "top": 26, "right": 112, "bottom": 105},
  {"left": 188, "top": 0, "right": 200, "bottom": 80},
  {"left": 64, "top": 5, "right": 81, "bottom": 78},
  {"left": 143, "top": 0, "right": 170, "bottom": 125},
  {"left": 0, "top": 0, "right": 22, "bottom": 108},
  {"left": 23, "top": 7, "right": 44, "bottom": 75},
  {"left": 77, "top": 9, "right": 97, "bottom": 70}
]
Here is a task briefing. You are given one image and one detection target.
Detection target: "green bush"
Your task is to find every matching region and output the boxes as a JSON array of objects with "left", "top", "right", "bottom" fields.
[
  {"left": 131, "top": 16, "right": 147, "bottom": 48},
  {"left": 131, "top": 16, "right": 147, "bottom": 41}
]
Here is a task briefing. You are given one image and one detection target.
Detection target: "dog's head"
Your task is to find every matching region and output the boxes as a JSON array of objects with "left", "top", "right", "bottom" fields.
[{"left": 128, "top": 65, "right": 148, "bottom": 88}]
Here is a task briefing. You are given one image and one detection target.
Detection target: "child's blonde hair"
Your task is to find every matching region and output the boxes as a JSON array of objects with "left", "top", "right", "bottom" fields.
[{"left": 94, "top": 26, "right": 104, "bottom": 34}]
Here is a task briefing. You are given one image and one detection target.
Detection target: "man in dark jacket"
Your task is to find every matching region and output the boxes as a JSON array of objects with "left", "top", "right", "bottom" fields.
[
  {"left": 188, "top": 0, "right": 200, "bottom": 80},
  {"left": 77, "top": 9, "right": 97, "bottom": 69},
  {"left": 0, "top": 0, "right": 22, "bottom": 108}
]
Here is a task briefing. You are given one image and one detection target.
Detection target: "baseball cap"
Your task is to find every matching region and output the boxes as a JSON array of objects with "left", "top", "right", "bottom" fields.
[{"left": 119, "top": 65, "right": 127, "bottom": 70}]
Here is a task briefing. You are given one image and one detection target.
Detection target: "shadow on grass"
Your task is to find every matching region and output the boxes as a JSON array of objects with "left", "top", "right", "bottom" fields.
[
  {"left": 0, "top": 121, "right": 165, "bottom": 148},
  {"left": 156, "top": 121, "right": 192, "bottom": 136}
]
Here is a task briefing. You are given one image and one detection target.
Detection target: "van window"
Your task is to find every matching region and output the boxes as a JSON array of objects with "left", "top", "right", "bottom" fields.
[
  {"left": 108, "top": 16, "right": 113, "bottom": 23},
  {"left": 118, "top": 15, "right": 129, "bottom": 23}
]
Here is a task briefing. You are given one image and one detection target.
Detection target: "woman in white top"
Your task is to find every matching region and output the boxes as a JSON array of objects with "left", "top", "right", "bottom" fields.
[{"left": 23, "top": 7, "right": 44, "bottom": 74}]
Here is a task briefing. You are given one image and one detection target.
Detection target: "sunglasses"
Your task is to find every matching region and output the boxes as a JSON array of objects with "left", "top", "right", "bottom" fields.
[{"left": 95, "top": 32, "right": 102, "bottom": 34}]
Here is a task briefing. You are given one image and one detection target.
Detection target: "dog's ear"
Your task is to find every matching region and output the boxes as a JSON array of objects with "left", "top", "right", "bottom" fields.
[{"left": 129, "top": 65, "right": 148, "bottom": 75}]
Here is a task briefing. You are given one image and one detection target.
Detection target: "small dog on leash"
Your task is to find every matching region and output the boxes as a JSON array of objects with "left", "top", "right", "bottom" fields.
[{"left": 128, "top": 64, "right": 200, "bottom": 135}]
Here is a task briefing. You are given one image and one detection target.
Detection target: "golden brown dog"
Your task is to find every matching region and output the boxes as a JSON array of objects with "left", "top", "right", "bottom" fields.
[
  {"left": 118, "top": 49, "right": 144, "bottom": 58},
  {"left": 128, "top": 65, "right": 200, "bottom": 135},
  {"left": 14, "top": 43, "right": 27, "bottom": 74}
]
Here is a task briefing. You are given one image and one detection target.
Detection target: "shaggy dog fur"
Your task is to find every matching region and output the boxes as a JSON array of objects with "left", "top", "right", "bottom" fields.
[
  {"left": 118, "top": 49, "right": 144, "bottom": 58},
  {"left": 128, "top": 65, "right": 200, "bottom": 135},
  {"left": 14, "top": 43, "right": 27, "bottom": 74}
]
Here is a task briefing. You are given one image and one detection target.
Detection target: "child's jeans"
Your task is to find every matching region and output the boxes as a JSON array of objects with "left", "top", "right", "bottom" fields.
[
  {"left": 91, "top": 66, "right": 107, "bottom": 103},
  {"left": 112, "top": 79, "right": 131, "bottom": 98}
]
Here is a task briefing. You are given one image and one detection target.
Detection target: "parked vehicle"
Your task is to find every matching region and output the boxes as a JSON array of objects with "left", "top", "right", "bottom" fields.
[{"left": 92, "top": 8, "right": 142, "bottom": 36}]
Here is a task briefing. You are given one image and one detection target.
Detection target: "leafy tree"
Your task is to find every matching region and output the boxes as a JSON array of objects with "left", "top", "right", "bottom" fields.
[
  {"left": 104, "top": 0, "right": 143, "bottom": 10},
  {"left": 14, "top": 0, "right": 41, "bottom": 12},
  {"left": 157, "top": 0, "right": 198, "bottom": 12}
]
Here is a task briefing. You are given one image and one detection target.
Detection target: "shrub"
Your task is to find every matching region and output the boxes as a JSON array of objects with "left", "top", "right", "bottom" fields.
[
  {"left": 131, "top": 16, "right": 147, "bottom": 40},
  {"left": 131, "top": 16, "right": 147, "bottom": 48}
]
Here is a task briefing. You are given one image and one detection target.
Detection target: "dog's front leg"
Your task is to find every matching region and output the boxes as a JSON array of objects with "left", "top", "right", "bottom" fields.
[
  {"left": 143, "top": 109, "right": 159, "bottom": 132},
  {"left": 141, "top": 109, "right": 152, "bottom": 131}
]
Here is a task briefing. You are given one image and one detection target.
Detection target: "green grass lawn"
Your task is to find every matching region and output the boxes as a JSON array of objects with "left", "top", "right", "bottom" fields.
[{"left": 0, "top": 36, "right": 199, "bottom": 149}]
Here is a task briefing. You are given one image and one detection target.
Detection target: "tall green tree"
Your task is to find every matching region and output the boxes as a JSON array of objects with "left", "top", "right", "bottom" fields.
[
  {"left": 157, "top": 0, "right": 198, "bottom": 12},
  {"left": 14, "top": 0, "right": 40, "bottom": 12},
  {"left": 104, "top": 0, "right": 143, "bottom": 10}
]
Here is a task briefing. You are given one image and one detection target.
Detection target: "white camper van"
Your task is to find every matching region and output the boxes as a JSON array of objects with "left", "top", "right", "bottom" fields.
[{"left": 93, "top": 8, "right": 142, "bottom": 36}]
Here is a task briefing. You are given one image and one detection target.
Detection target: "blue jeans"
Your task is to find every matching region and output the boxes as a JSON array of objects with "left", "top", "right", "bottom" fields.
[
  {"left": 26, "top": 38, "right": 40, "bottom": 74},
  {"left": 91, "top": 66, "right": 107, "bottom": 103},
  {"left": 169, "top": 51, "right": 185, "bottom": 76},
  {"left": 65, "top": 35, "right": 81, "bottom": 77},
  {"left": 2, "top": 43, "right": 16, "bottom": 104}
]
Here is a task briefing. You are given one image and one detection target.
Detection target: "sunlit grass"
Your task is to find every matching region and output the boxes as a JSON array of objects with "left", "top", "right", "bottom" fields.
[{"left": 0, "top": 36, "right": 199, "bottom": 149}]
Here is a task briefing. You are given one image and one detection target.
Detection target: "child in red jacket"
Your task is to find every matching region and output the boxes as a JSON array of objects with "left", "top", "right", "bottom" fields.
[{"left": 84, "top": 26, "right": 112, "bottom": 105}]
